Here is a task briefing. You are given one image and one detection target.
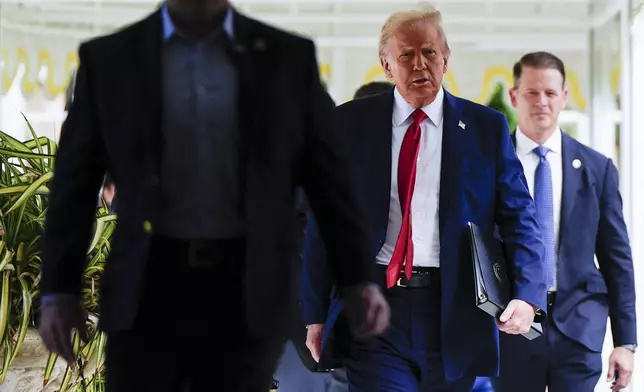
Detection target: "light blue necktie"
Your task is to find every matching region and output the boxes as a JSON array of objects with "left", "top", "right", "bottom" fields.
[{"left": 533, "top": 145, "right": 556, "bottom": 290}]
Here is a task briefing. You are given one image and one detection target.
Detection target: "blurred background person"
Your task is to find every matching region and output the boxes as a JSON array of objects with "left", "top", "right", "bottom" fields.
[{"left": 353, "top": 81, "right": 394, "bottom": 100}]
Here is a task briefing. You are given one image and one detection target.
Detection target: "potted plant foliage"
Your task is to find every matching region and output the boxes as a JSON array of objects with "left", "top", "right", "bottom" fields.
[
  {"left": 486, "top": 83, "right": 518, "bottom": 132},
  {"left": 0, "top": 117, "right": 115, "bottom": 391}
]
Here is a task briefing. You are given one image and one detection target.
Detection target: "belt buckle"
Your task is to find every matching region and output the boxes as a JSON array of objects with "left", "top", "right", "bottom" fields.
[
  {"left": 187, "top": 240, "right": 212, "bottom": 268},
  {"left": 396, "top": 277, "right": 407, "bottom": 287}
]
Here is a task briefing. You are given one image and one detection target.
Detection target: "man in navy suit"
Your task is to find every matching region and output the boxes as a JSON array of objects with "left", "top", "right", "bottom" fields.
[
  {"left": 37, "top": 0, "right": 391, "bottom": 390},
  {"left": 491, "top": 52, "right": 637, "bottom": 392},
  {"left": 302, "top": 4, "right": 547, "bottom": 391}
]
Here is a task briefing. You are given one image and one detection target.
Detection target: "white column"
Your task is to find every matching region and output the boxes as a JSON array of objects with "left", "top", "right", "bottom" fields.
[
  {"left": 588, "top": 20, "right": 618, "bottom": 160},
  {"left": 0, "top": 64, "right": 28, "bottom": 141},
  {"left": 328, "top": 47, "right": 346, "bottom": 105},
  {"left": 619, "top": 1, "right": 633, "bottom": 231},
  {"left": 624, "top": 6, "right": 644, "bottom": 392}
]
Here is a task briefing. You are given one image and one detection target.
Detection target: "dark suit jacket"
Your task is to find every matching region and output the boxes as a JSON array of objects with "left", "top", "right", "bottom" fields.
[
  {"left": 41, "top": 8, "right": 374, "bottom": 337},
  {"left": 301, "top": 89, "right": 548, "bottom": 380},
  {"left": 507, "top": 132, "right": 637, "bottom": 352}
]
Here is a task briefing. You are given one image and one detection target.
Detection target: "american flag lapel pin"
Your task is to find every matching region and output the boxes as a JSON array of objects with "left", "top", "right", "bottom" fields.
[{"left": 458, "top": 120, "right": 466, "bottom": 129}]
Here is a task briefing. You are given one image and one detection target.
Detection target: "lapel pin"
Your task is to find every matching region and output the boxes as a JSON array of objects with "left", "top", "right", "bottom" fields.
[
  {"left": 252, "top": 39, "right": 266, "bottom": 51},
  {"left": 572, "top": 159, "right": 582, "bottom": 169},
  {"left": 458, "top": 120, "right": 466, "bottom": 129}
]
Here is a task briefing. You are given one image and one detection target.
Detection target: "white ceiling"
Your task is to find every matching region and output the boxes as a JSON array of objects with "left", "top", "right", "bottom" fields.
[{"left": 0, "top": 0, "right": 622, "bottom": 51}]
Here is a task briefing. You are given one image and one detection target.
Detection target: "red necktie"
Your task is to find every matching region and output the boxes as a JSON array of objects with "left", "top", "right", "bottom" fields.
[{"left": 386, "top": 109, "right": 428, "bottom": 288}]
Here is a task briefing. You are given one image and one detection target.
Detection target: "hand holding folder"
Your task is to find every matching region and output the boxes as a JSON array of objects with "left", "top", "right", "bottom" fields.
[{"left": 467, "top": 222, "right": 543, "bottom": 340}]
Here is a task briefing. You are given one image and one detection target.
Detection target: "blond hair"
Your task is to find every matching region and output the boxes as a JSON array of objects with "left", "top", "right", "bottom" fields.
[{"left": 378, "top": 3, "right": 450, "bottom": 60}]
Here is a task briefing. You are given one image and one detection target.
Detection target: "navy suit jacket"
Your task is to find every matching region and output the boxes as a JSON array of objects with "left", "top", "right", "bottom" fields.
[
  {"left": 41, "top": 8, "right": 375, "bottom": 336},
  {"left": 301, "top": 89, "right": 547, "bottom": 380},
  {"left": 508, "top": 132, "right": 637, "bottom": 351}
]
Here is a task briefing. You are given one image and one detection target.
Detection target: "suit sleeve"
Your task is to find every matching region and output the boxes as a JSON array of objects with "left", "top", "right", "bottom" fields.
[
  {"left": 299, "top": 40, "right": 373, "bottom": 289},
  {"left": 493, "top": 113, "right": 548, "bottom": 313},
  {"left": 41, "top": 43, "right": 107, "bottom": 296},
  {"left": 595, "top": 159, "right": 637, "bottom": 346},
  {"left": 300, "top": 209, "right": 333, "bottom": 325}
]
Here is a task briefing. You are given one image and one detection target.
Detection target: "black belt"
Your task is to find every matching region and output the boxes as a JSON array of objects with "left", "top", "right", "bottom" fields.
[
  {"left": 378, "top": 265, "right": 440, "bottom": 288},
  {"left": 153, "top": 235, "right": 245, "bottom": 268}
]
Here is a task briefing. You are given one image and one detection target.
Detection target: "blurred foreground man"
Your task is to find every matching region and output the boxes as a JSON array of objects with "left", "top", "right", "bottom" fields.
[
  {"left": 38, "top": 0, "right": 390, "bottom": 390},
  {"left": 491, "top": 52, "right": 637, "bottom": 392},
  {"left": 302, "top": 4, "right": 547, "bottom": 391}
]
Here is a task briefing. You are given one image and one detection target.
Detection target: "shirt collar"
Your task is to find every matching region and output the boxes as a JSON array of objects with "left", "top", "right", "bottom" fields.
[
  {"left": 161, "top": 3, "right": 234, "bottom": 41},
  {"left": 392, "top": 87, "right": 444, "bottom": 127},
  {"left": 515, "top": 126, "right": 562, "bottom": 156}
]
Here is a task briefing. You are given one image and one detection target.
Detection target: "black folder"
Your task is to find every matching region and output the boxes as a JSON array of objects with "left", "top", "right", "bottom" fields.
[{"left": 468, "top": 222, "right": 543, "bottom": 340}]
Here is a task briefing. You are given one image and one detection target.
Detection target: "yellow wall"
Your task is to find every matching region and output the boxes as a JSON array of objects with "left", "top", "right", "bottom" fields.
[{"left": 0, "top": 46, "right": 621, "bottom": 110}]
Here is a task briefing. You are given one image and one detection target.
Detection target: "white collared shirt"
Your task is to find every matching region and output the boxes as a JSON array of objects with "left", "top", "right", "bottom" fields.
[
  {"left": 515, "top": 128, "right": 563, "bottom": 289},
  {"left": 376, "top": 87, "right": 444, "bottom": 268}
]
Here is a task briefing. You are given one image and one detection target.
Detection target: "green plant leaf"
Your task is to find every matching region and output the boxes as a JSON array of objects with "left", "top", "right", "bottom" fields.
[
  {"left": 3, "top": 171, "right": 54, "bottom": 216},
  {"left": 8, "top": 274, "right": 33, "bottom": 365},
  {"left": 88, "top": 214, "right": 117, "bottom": 254},
  {"left": 0, "top": 115, "right": 113, "bottom": 387},
  {"left": 485, "top": 83, "right": 518, "bottom": 132},
  {"left": 0, "top": 185, "right": 50, "bottom": 197},
  {"left": 0, "top": 148, "right": 56, "bottom": 160}
]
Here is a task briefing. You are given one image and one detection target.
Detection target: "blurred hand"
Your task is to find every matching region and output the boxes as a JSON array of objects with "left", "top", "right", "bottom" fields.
[
  {"left": 607, "top": 347, "right": 634, "bottom": 391},
  {"left": 38, "top": 294, "right": 88, "bottom": 365},
  {"left": 340, "top": 283, "right": 390, "bottom": 339},
  {"left": 496, "top": 299, "right": 535, "bottom": 335},
  {"left": 305, "top": 324, "right": 324, "bottom": 362}
]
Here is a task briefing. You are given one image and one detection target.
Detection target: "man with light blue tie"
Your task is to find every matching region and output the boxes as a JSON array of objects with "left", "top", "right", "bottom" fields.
[{"left": 491, "top": 52, "right": 637, "bottom": 392}]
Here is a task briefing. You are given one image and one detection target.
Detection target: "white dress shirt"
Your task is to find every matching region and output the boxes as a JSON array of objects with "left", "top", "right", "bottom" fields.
[
  {"left": 515, "top": 128, "right": 563, "bottom": 289},
  {"left": 375, "top": 87, "right": 444, "bottom": 268}
]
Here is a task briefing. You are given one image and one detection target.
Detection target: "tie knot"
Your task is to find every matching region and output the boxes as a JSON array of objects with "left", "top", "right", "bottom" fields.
[
  {"left": 411, "top": 109, "right": 427, "bottom": 124},
  {"left": 533, "top": 145, "right": 550, "bottom": 159}
]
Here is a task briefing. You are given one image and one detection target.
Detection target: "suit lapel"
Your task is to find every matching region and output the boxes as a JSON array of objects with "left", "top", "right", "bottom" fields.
[
  {"left": 439, "top": 91, "right": 465, "bottom": 234},
  {"left": 230, "top": 11, "right": 269, "bottom": 184},
  {"left": 559, "top": 133, "right": 583, "bottom": 249},
  {"left": 135, "top": 10, "right": 164, "bottom": 174}
]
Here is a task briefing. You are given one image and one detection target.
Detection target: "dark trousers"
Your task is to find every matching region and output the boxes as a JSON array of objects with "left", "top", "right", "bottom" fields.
[
  {"left": 339, "top": 269, "right": 475, "bottom": 392},
  {"left": 491, "top": 313, "right": 603, "bottom": 392},
  {"left": 105, "top": 236, "right": 286, "bottom": 392}
]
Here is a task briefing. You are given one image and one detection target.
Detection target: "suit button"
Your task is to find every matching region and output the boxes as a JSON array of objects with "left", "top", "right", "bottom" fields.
[
  {"left": 143, "top": 220, "right": 153, "bottom": 233},
  {"left": 149, "top": 175, "right": 159, "bottom": 187}
]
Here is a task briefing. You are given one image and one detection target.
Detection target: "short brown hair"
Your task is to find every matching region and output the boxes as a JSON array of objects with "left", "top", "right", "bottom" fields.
[
  {"left": 513, "top": 51, "right": 566, "bottom": 88},
  {"left": 353, "top": 82, "right": 393, "bottom": 99}
]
